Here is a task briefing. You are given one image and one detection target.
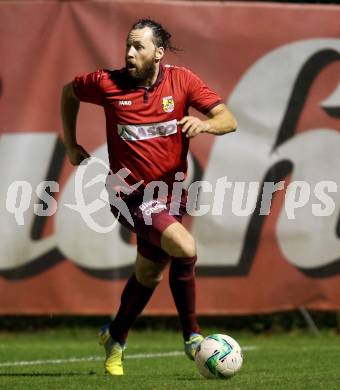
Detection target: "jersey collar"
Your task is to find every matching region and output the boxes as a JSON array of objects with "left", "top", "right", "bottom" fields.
[
  {"left": 119, "top": 63, "right": 165, "bottom": 91},
  {"left": 148, "top": 63, "right": 164, "bottom": 90}
]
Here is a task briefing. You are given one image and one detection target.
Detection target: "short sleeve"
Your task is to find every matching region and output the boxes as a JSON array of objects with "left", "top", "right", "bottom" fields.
[
  {"left": 185, "top": 68, "right": 223, "bottom": 114},
  {"left": 73, "top": 70, "right": 105, "bottom": 106}
]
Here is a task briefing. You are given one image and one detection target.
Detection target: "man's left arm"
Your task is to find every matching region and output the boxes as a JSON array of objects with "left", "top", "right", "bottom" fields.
[{"left": 178, "top": 103, "right": 237, "bottom": 138}]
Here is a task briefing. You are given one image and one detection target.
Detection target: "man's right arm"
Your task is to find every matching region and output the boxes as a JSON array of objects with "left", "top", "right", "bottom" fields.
[{"left": 61, "top": 82, "right": 90, "bottom": 165}]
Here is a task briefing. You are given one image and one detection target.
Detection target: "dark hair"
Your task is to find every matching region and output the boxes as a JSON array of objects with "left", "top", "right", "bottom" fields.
[{"left": 130, "top": 18, "right": 180, "bottom": 52}]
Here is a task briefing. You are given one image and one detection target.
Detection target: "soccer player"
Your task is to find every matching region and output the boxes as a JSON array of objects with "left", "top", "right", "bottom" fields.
[{"left": 61, "top": 19, "right": 237, "bottom": 376}]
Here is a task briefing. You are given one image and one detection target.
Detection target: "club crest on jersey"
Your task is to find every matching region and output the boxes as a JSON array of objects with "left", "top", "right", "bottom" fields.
[{"left": 162, "top": 96, "right": 175, "bottom": 113}]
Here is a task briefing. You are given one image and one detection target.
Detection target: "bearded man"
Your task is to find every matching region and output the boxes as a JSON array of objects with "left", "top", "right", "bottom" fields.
[{"left": 61, "top": 18, "right": 237, "bottom": 376}]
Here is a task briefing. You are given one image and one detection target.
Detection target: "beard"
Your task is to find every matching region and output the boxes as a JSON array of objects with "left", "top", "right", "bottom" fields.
[{"left": 126, "top": 56, "right": 157, "bottom": 84}]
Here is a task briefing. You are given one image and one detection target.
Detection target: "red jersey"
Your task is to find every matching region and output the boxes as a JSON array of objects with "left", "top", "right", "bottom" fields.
[{"left": 73, "top": 64, "right": 222, "bottom": 188}]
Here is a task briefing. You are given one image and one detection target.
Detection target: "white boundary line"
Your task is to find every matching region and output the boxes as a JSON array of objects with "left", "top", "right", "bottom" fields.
[{"left": 0, "top": 346, "right": 257, "bottom": 368}]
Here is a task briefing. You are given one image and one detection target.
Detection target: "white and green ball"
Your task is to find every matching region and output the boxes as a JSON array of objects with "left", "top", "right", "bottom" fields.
[{"left": 195, "top": 334, "right": 243, "bottom": 379}]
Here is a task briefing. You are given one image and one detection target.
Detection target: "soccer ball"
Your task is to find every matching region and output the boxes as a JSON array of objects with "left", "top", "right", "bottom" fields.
[{"left": 195, "top": 334, "right": 243, "bottom": 379}]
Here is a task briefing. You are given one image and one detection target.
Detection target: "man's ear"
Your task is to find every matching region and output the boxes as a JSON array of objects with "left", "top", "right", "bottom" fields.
[{"left": 155, "top": 46, "right": 165, "bottom": 61}]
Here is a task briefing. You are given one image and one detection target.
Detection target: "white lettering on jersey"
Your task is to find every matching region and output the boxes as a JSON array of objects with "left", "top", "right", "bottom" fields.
[
  {"left": 117, "top": 119, "right": 177, "bottom": 141},
  {"left": 118, "top": 100, "right": 132, "bottom": 106}
]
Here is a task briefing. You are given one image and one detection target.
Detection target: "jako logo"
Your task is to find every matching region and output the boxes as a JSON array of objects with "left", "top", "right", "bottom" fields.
[{"left": 119, "top": 100, "right": 132, "bottom": 106}]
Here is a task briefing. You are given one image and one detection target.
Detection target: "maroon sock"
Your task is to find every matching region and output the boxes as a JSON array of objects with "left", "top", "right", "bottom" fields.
[
  {"left": 169, "top": 256, "right": 201, "bottom": 340},
  {"left": 109, "top": 274, "right": 155, "bottom": 345}
]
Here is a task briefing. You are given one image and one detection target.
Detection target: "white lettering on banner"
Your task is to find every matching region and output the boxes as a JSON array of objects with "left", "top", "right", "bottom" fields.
[
  {"left": 0, "top": 139, "right": 195, "bottom": 273},
  {"left": 55, "top": 146, "right": 136, "bottom": 270},
  {"left": 276, "top": 130, "right": 340, "bottom": 269},
  {"left": 117, "top": 119, "right": 177, "bottom": 141},
  {"left": 0, "top": 134, "right": 58, "bottom": 270},
  {"left": 1, "top": 39, "right": 340, "bottom": 276},
  {"left": 191, "top": 39, "right": 340, "bottom": 270}
]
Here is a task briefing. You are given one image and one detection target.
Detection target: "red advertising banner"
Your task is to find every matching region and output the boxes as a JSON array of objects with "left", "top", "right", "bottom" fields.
[{"left": 1, "top": 1, "right": 340, "bottom": 314}]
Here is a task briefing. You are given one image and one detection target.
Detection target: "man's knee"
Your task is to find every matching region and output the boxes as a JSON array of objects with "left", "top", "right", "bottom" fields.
[
  {"left": 161, "top": 223, "right": 196, "bottom": 258},
  {"left": 172, "top": 235, "right": 196, "bottom": 258},
  {"left": 135, "top": 253, "right": 166, "bottom": 288},
  {"left": 135, "top": 268, "right": 164, "bottom": 288}
]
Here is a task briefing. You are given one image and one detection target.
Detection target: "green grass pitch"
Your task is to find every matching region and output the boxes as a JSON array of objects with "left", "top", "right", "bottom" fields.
[{"left": 0, "top": 327, "right": 339, "bottom": 389}]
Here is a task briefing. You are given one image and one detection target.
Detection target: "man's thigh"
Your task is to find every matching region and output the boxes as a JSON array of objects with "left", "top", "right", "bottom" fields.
[{"left": 160, "top": 222, "right": 196, "bottom": 258}]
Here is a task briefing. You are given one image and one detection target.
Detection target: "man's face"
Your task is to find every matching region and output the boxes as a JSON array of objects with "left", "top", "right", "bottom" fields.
[{"left": 125, "top": 27, "right": 160, "bottom": 83}]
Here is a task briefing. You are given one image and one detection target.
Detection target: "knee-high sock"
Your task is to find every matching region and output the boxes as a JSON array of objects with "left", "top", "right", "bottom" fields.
[
  {"left": 110, "top": 274, "right": 154, "bottom": 345},
  {"left": 169, "top": 256, "right": 201, "bottom": 340}
]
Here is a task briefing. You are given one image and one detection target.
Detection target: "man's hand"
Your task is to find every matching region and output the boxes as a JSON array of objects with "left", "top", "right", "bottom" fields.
[
  {"left": 178, "top": 104, "right": 237, "bottom": 138},
  {"left": 66, "top": 144, "right": 90, "bottom": 166},
  {"left": 177, "top": 116, "right": 209, "bottom": 138}
]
